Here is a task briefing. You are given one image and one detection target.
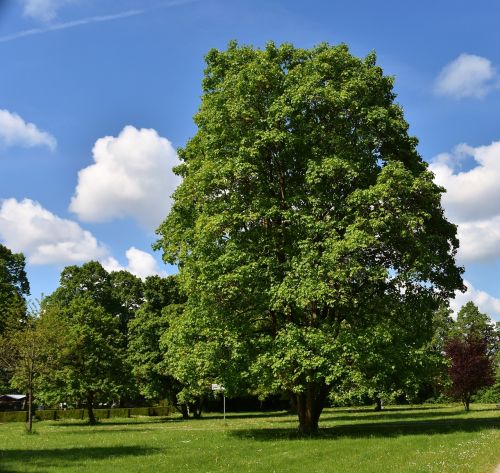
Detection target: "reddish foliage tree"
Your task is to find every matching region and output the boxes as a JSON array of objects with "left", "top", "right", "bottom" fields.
[{"left": 444, "top": 335, "right": 495, "bottom": 411}]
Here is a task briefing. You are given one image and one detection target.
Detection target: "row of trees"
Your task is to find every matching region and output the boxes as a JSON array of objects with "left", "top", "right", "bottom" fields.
[
  {"left": 0, "top": 251, "right": 185, "bottom": 427},
  {"left": 1, "top": 244, "right": 499, "bottom": 432}
]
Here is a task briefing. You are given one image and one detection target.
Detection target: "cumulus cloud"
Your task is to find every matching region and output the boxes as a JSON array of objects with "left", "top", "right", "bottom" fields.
[
  {"left": 451, "top": 280, "right": 500, "bottom": 322},
  {"left": 0, "top": 109, "right": 56, "bottom": 150},
  {"left": 430, "top": 141, "right": 500, "bottom": 263},
  {"left": 70, "top": 126, "right": 180, "bottom": 230},
  {"left": 435, "top": 53, "right": 497, "bottom": 99},
  {"left": 0, "top": 198, "right": 107, "bottom": 264},
  {"left": 19, "top": 0, "right": 75, "bottom": 22},
  {"left": 102, "top": 247, "right": 166, "bottom": 280}
]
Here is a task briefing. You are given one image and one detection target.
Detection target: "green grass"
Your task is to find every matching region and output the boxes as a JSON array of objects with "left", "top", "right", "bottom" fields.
[{"left": 1, "top": 404, "right": 499, "bottom": 472}]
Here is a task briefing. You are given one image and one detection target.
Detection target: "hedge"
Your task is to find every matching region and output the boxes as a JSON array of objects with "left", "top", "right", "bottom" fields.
[{"left": 0, "top": 405, "right": 171, "bottom": 423}]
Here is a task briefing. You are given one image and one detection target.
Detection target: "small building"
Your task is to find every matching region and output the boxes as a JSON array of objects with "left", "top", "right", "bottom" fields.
[{"left": 0, "top": 394, "right": 26, "bottom": 411}]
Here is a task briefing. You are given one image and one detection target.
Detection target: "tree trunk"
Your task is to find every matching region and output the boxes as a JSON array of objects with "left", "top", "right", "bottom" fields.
[
  {"left": 181, "top": 404, "right": 189, "bottom": 419},
  {"left": 87, "top": 393, "right": 97, "bottom": 425},
  {"left": 463, "top": 395, "right": 470, "bottom": 412},
  {"left": 374, "top": 396, "right": 382, "bottom": 411},
  {"left": 27, "top": 383, "right": 33, "bottom": 433},
  {"left": 295, "top": 383, "right": 328, "bottom": 434},
  {"left": 192, "top": 396, "right": 204, "bottom": 419}
]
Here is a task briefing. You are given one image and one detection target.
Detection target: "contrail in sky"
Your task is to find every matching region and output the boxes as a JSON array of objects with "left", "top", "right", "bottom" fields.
[
  {"left": 0, "top": 1, "right": 196, "bottom": 44},
  {"left": 0, "top": 9, "right": 143, "bottom": 43}
]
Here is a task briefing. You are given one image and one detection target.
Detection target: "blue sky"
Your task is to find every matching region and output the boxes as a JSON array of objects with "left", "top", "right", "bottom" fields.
[{"left": 1, "top": 0, "right": 500, "bottom": 321}]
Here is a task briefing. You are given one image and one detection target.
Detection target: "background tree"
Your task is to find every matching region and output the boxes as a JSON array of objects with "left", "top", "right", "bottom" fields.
[
  {"left": 451, "top": 302, "right": 498, "bottom": 354},
  {"left": 0, "top": 244, "right": 30, "bottom": 335},
  {"left": 46, "top": 262, "right": 142, "bottom": 405},
  {"left": 128, "top": 276, "right": 189, "bottom": 416},
  {"left": 156, "top": 42, "right": 464, "bottom": 433},
  {"left": 109, "top": 270, "right": 144, "bottom": 338},
  {"left": 447, "top": 304, "right": 499, "bottom": 405},
  {"left": 46, "top": 261, "right": 113, "bottom": 311},
  {"left": 0, "top": 245, "right": 30, "bottom": 392},
  {"left": 0, "top": 305, "right": 63, "bottom": 432},
  {"left": 444, "top": 334, "right": 494, "bottom": 411},
  {"left": 40, "top": 295, "right": 126, "bottom": 424}
]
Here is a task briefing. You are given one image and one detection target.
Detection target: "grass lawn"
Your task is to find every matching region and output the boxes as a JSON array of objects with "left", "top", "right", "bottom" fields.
[{"left": 1, "top": 404, "right": 499, "bottom": 472}]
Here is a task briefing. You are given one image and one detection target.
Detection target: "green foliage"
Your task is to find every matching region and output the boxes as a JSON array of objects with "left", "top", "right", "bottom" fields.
[
  {"left": 38, "top": 296, "right": 127, "bottom": 421},
  {"left": 108, "top": 270, "right": 144, "bottom": 336},
  {"left": 451, "top": 302, "right": 499, "bottom": 354},
  {"left": 155, "top": 42, "right": 464, "bottom": 431},
  {"left": 127, "top": 275, "right": 183, "bottom": 402},
  {"left": 43, "top": 261, "right": 146, "bottom": 405},
  {"left": 0, "top": 244, "right": 30, "bottom": 335},
  {"left": 474, "top": 349, "right": 500, "bottom": 403},
  {"left": 0, "top": 304, "right": 64, "bottom": 430},
  {"left": 48, "top": 261, "right": 113, "bottom": 311}
]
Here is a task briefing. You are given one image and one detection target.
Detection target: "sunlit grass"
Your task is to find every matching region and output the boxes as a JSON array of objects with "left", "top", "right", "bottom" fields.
[{"left": 1, "top": 404, "right": 499, "bottom": 472}]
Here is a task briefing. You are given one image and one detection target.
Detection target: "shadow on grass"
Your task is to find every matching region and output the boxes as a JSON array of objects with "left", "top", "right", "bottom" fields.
[
  {"left": 50, "top": 428, "right": 164, "bottom": 435},
  {"left": 0, "top": 446, "right": 160, "bottom": 473},
  {"left": 299, "top": 408, "right": 500, "bottom": 423},
  {"left": 229, "top": 416, "right": 500, "bottom": 441},
  {"left": 329, "top": 405, "right": 447, "bottom": 414},
  {"left": 52, "top": 417, "right": 184, "bottom": 427},
  {"left": 203, "top": 411, "right": 291, "bottom": 421}
]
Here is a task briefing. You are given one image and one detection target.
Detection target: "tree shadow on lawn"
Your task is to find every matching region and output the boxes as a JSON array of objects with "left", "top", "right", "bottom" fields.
[
  {"left": 229, "top": 416, "right": 500, "bottom": 441},
  {"left": 0, "top": 446, "right": 160, "bottom": 473},
  {"left": 48, "top": 427, "right": 162, "bottom": 435},
  {"left": 202, "top": 411, "right": 291, "bottom": 421},
  {"left": 330, "top": 406, "right": 446, "bottom": 414},
  {"left": 53, "top": 417, "right": 185, "bottom": 427},
  {"left": 305, "top": 408, "right": 500, "bottom": 423}
]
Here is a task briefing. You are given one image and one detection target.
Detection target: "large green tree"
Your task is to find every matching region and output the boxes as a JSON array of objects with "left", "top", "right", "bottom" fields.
[{"left": 156, "top": 42, "right": 464, "bottom": 433}]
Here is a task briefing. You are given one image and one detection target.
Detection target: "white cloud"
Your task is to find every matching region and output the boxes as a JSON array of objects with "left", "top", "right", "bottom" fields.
[
  {"left": 70, "top": 125, "right": 180, "bottom": 230},
  {"left": 0, "top": 198, "right": 107, "bottom": 265},
  {"left": 451, "top": 280, "right": 500, "bottom": 322},
  {"left": 102, "top": 247, "right": 166, "bottom": 280},
  {"left": 430, "top": 141, "right": 500, "bottom": 263},
  {"left": 455, "top": 218, "right": 500, "bottom": 263},
  {"left": 435, "top": 53, "right": 497, "bottom": 99},
  {"left": 20, "top": 0, "right": 75, "bottom": 22},
  {"left": 0, "top": 109, "right": 56, "bottom": 150}
]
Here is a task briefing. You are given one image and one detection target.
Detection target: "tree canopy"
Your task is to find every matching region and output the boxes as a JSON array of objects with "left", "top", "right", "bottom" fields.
[{"left": 155, "top": 42, "right": 464, "bottom": 433}]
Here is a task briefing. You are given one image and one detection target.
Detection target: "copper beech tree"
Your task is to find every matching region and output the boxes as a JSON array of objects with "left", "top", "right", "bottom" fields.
[
  {"left": 156, "top": 42, "right": 464, "bottom": 433},
  {"left": 444, "top": 335, "right": 494, "bottom": 411}
]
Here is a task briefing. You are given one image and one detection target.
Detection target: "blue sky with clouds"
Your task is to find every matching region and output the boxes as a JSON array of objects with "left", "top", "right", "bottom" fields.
[{"left": 1, "top": 0, "right": 500, "bottom": 320}]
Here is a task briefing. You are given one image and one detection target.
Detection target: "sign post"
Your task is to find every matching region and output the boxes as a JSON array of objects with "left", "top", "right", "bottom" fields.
[{"left": 211, "top": 383, "right": 226, "bottom": 422}]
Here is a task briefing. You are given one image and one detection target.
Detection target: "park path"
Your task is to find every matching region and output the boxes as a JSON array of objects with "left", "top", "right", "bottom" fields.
[{"left": 493, "top": 464, "right": 500, "bottom": 473}]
